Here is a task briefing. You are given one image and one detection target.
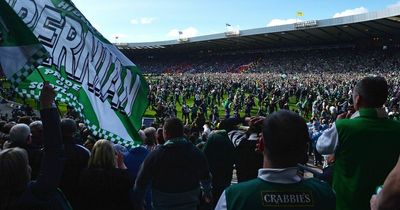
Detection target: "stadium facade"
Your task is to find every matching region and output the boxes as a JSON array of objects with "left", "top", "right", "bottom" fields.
[{"left": 117, "top": 6, "right": 400, "bottom": 72}]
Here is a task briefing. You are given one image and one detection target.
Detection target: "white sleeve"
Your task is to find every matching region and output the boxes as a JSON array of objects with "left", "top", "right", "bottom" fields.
[
  {"left": 316, "top": 123, "right": 339, "bottom": 155},
  {"left": 214, "top": 191, "right": 227, "bottom": 210}
]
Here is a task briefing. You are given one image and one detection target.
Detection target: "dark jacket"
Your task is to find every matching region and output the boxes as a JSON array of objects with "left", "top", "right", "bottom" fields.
[
  {"left": 134, "top": 137, "right": 211, "bottom": 209},
  {"left": 228, "top": 130, "right": 263, "bottom": 182},
  {"left": 203, "top": 130, "right": 235, "bottom": 205},
  {"left": 27, "top": 144, "right": 43, "bottom": 180},
  {"left": 59, "top": 143, "right": 90, "bottom": 209},
  {"left": 76, "top": 168, "right": 134, "bottom": 210}
]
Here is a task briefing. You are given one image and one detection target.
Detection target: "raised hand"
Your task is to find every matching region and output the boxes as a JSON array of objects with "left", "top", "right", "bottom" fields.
[{"left": 40, "top": 82, "right": 56, "bottom": 109}]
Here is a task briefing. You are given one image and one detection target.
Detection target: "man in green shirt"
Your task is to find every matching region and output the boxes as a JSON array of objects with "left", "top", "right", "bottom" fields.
[
  {"left": 317, "top": 76, "right": 400, "bottom": 210},
  {"left": 215, "top": 110, "right": 335, "bottom": 210}
]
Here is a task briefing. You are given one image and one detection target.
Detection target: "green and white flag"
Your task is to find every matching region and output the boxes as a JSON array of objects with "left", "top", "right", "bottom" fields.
[
  {"left": 0, "top": 0, "right": 48, "bottom": 84},
  {"left": 1, "top": 0, "right": 149, "bottom": 148}
]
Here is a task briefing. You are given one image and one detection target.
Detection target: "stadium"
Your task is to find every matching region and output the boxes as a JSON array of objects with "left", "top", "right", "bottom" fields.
[
  {"left": 115, "top": 7, "right": 400, "bottom": 124},
  {"left": 1, "top": 1, "right": 400, "bottom": 210},
  {"left": 120, "top": 6, "right": 400, "bottom": 73}
]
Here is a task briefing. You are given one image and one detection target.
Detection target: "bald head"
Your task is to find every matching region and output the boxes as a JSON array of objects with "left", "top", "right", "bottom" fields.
[
  {"left": 29, "top": 121, "right": 43, "bottom": 145},
  {"left": 29, "top": 121, "right": 43, "bottom": 134},
  {"left": 9, "top": 124, "right": 31, "bottom": 146},
  {"left": 144, "top": 127, "right": 156, "bottom": 145}
]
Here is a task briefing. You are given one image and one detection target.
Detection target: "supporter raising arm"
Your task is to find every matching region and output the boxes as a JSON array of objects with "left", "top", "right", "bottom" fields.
[
  {"left": 0, "top": 82, "right": 69, "bottom": 209},
  {"left": 34, "top": 81, "right": 65, "bottom": 195}
]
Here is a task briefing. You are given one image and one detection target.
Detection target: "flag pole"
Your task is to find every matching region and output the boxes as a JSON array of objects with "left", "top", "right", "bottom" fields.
[
  {"left": 35, "top": 67, "right": 63, "bottom": 117},
  {"left": 36, "top": 67, "right": 46, "bottom": 81}
]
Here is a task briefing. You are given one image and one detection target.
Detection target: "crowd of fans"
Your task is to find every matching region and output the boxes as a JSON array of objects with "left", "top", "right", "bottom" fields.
[
  {"left": 134, "top": 48, "right": 400, "bottom": 74},
  {"left": 0, "top": 46, "right": 400, "bottom": 210},
  {"left": 147, "top": 72, "right": 400, "bottom": 127},
  {"left": 0, "top": 76, "right": 399, "bottom": 210}
]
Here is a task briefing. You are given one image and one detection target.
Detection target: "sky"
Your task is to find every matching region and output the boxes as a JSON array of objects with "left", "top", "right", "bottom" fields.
[{"left": 72, "top": 0, "right": 400, "bottom": 43}]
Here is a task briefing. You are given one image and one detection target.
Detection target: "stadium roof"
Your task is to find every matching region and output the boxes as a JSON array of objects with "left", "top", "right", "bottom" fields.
[{"left": 118, "top": 6, "right": 400, "bottom": 53}]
